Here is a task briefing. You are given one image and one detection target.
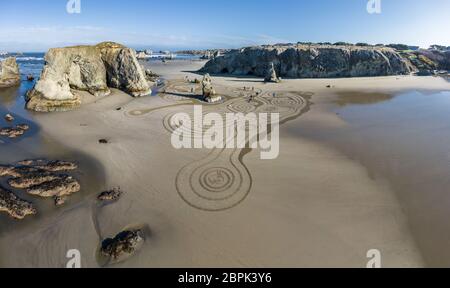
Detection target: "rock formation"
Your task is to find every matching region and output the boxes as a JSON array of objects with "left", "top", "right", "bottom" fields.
[
  {"left": 98, "top": 187, "right": 122, "bottom": 202},
  {"left": 143, "top": 69, "right": 159, "bottom": 82},
  {"left": 5, "top": 114, "right": 14, "bottom": 122},
  {"left": 0, "top": 186, "right": 36, "bottom": 220},
  {"left": 406, "top": 49, "right": 450, "bottom": 74},
  {"left": 201, "top": 44, "right": 414, "bottom": 78},
  {"left": 201, "top": 74, "right": 222, "bottom": 103},
  {"left": 101, "top": 230, "right": 144, "bottom": 263},
  {"left": 0, "top": 159, "right": 80, "bottom": 207},
  {"left": 26, "top": 42, "right": 152, "bottom": 112},
  {"left": 0, "top": 57, "right": 20, "bottom": 88},
  {"left": 97, "top": 42, "right": 151, "bottom": 97},
  {"left": 264, "top": 62, "right": 281, "bottom": 83},
  {"left": 136, "top": 51, "right": 148, "bottom": 60}
]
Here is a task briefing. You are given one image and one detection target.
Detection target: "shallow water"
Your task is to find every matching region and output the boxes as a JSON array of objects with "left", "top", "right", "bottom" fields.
[
  {"left": 0, "top": 73, "right": 105, "bottom": 238},
  {"left": 290, "top": 89, "right": 450, "bottom": 267}
]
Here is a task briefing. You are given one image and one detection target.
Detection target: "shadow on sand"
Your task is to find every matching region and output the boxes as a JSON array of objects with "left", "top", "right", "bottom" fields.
[{"left": 164, "top": 91, "right": 204, "bottom": 101}]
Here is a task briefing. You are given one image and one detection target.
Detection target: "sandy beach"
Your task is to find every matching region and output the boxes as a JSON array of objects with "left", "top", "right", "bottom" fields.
[{"left": 1, "top": 59, "right": 449, "bottom": 267}]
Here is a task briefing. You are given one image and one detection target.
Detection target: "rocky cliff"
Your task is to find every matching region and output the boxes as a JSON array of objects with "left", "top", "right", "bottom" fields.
[
  {"left": 201, "top": 44, "right": 415, "bottom": 78},
  {"left": 0, "top": 57, "right": 20, "bottom": 88},
  {"left": 27, "top": 42, "right": 151, "bottom": 112},
  {"left": 416, "top": 50, "right": 450, "bottom": 71}
]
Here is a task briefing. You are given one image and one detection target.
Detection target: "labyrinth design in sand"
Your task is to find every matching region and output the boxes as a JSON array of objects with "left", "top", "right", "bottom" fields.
[{"left": 129, "top": 80, "right": 312, "bottom": 211}]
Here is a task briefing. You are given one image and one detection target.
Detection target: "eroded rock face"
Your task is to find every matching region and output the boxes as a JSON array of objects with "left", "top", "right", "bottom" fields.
[
  {"left": 0, "top": 186, "right": 36, "bottom": 220},
  {"left": 26, "top": 93, "right": 82, "bottom": 112},
  {"left": 26, "top": 42, "right": 151, "bottom": 112},
  {"left": 416, "top": 49, "right": 450, "bottom": 71},
  {"left": 201, "top": 74, "right": 215, "bottom": 97},
  {"left": 264, "top": 62, "right": 280, "bottom": 83},
  {"left": 201, "top": 73, "right": 222, "bottom": 103},
  {"left": 101, "top": 230, "right": 144, "bottom": 262},
  {"left": 97, "top": 42, "right": 151, "bottom": 97},
  {"left": 201, "top": 44, "right": 414, "bottom": 78},
  {"left": 0, "top": 57, "right": 20, "bottom": 88},
  {"left": 0, "top": 112, "right": 30, "bottom": 139}
]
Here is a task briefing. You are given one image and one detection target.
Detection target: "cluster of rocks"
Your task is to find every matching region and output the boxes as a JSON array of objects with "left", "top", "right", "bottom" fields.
[
  {"left": 201, "top": 44, "right": 415, "bottom": 78},
  {"left": 0, "top": 57, "right": 20, "bottom": 88},
  {"left": 177, "top": 49, "right": 230, "bottom": 57},
  {"left": 96, "top": 187, "right": 143, "bottom": 264},
  {"left": 0, "top": 124, "right": 29, "bottom": 138},
  {"left": 136, "top": 51, "right": 148, "bottom": 60},
  {"left": 400, "top": 49, "right": 450, "bottom": 76},
  {"left": 200, "top": 50, "right": 223, "bottom": 60},
  {"left": 0, "top": 159, "right": 80, "bottom": 219},
  {"left": 26, "top": 42, "right": 153, "bottom": 112},
  {"left": 100, "top": 229, "right": 145, "bottom": 263},
  {"left": 0, "top": 113, "right": 30, "bottom": 138},
  {"left": 201, "top": 74, "right": 222, "bottom": 103}
]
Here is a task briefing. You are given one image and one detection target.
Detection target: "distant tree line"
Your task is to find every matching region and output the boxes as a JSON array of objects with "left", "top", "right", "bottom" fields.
[{"left": 294, "top": 42, "right": 449, "bottom": 51}]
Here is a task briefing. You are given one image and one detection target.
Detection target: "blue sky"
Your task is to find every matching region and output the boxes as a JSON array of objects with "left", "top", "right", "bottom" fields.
[{"left": 0, "top": 0, "right": 449, "bottom": 52}]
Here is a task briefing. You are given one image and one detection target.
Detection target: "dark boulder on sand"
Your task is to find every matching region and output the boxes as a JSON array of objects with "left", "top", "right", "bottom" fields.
[
  {"left": 101, "top": 230, "right": 145, "bottom": 263},
  {"left": 98, "top": 187, "right": 122, "bottom": 202}
]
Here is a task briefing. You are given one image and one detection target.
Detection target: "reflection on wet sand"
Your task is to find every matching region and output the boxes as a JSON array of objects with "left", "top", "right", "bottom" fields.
[
  {"left": 291, "top": 89, "right": 450, "bottom": 267},
  {"left": 0, "top": 85, "right": 105, "bottom": 262},
  {"left": 333, "top": 91, "right": 394, "bottom": 106}
]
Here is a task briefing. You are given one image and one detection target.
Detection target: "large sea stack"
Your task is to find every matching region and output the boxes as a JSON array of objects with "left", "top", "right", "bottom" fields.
[
  {"left": 26, "top": 42, "right": 151, "bottom": 112},
  {"left": 0, "top": 57, "right": 21, "bottom": 88},
  {"left": 201, "top": 44, "right": 415, "bottom": 78}
]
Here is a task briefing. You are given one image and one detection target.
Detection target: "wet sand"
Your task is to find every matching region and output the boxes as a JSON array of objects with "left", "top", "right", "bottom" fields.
[
  {"left": 2, "top": 58, "right": 450, "bottom": 267},
  {"left": 289, "top": 88, "right": 450, "bottom": 267},
  {"left": 4, "top": 61, "right": 448, "bottom": 267},
  {"left": 0, "top": 85, "right": 105, "bottom": 268}
]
